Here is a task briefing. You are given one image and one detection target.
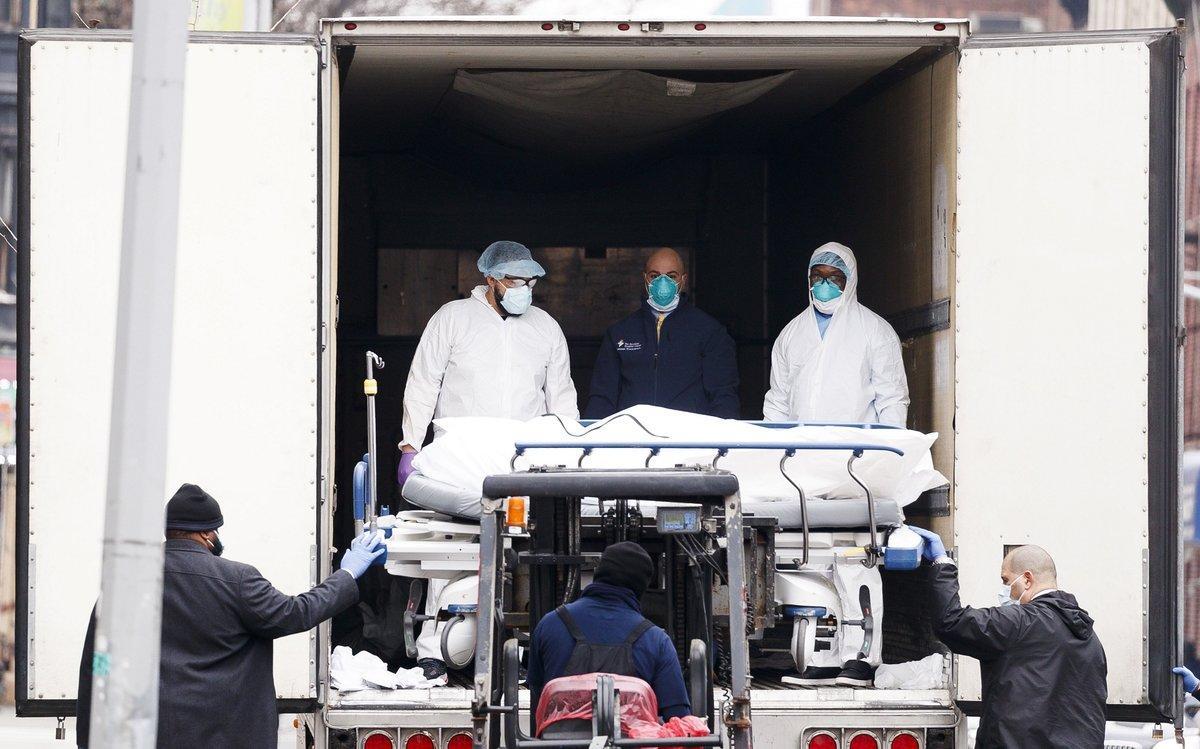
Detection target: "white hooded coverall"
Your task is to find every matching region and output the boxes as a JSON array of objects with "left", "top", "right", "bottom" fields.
[
  {"left": 762, "top": 242, "right": 909, "bottom": 427},
  {"left": 403, "top": 285, "right": 578, "bottom": 664},
  {"left": 402, "top": 285, "right": 579, "bottom": 448}
]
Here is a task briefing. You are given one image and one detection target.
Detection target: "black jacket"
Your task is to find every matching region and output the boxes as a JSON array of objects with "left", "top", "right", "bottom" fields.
[
  {"left": 78, "top": 539, "right": 359, "bottom": 748},
  {"left": 585, "top": 301, "right": 739, "bottom": 419},
  {"left": 927, "top": 562, "right": 1107, "bottom": 749}
]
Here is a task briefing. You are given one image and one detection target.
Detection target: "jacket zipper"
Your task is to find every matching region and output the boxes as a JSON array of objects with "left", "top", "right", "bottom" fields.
[{"left": 653, "top": 312, "right": 661, "bottom": 405}]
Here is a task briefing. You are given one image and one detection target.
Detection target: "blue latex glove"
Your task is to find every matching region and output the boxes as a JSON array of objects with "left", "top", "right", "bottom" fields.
[
  {"left": 909, "top": 526, "right": 947, "bottom": 562},
  {"left": 340, "top": 531, "right": 386, "bottom": 579},
  {"left": 1174, "top": 666, "right": 1199, "bottom": 693},
  {"left": 397, "top": 451, "right": 417, "bottom": 488}
]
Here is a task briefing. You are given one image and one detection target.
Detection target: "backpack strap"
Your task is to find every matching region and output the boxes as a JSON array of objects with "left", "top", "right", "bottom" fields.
[
  {"left": 624, "top": 618, "right": 655, "bottom": 645},
  {"left": 555, "top": 605, "right": 587, "bottom": 643}
]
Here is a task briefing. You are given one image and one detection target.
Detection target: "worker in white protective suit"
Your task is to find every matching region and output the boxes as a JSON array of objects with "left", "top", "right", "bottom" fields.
[
  {"left": 763, "top": 243, "right": 904, "bottom": 690},
  {"left": 398, "top": 240, "right": 578, "bottom": 680},
  {"left": 763, "top": 242, "right": 909, "bottom": 427}
]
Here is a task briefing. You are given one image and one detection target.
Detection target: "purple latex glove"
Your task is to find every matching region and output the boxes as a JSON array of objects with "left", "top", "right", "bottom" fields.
[{"left": 397, "top": 451, "right": 417, "bottom": 488}]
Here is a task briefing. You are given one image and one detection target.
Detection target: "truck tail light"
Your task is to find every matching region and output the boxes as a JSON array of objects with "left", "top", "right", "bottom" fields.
[
  {"left": 890, "top": 733, "right": 920, "bottom": 749},
  {"left": 848, "top": 732, "right": 880, "bottom": 749},
  {"left": 402, "top": 733, "right": 434, "bottom": 749},
  {"left": 363, "top": 732, "right": 395, "bottom": 749},
  {"left": 445, "top": 733, "right": 473, "bottom": 749},
  {"left": 808, "top": 732, "right": 838, "bottom": 749}
]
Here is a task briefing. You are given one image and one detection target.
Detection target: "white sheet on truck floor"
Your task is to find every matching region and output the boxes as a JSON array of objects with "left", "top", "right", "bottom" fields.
[{"left": 409, "top": 405, "right": 946, "bottom": 511}]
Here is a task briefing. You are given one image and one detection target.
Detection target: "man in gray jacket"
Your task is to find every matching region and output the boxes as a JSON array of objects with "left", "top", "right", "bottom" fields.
[{"left": 78, "top": 484, "right": 384, "bottom": 748}]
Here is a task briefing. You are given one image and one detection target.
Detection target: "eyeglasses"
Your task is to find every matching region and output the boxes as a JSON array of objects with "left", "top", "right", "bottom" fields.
[
  {"left": 501, "top": 277, "right": 538, "bottom": 288},
  {"left": 808, "top": 272, "right": 846, "bottom": 289}
]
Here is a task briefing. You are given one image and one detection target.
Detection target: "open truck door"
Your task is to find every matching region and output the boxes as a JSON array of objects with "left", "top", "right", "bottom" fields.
[
  {"left": 17, "top": 31, "right": 324, "bottom": 716},
  {"left": 954, "top": 28, "right": 1183, "bottom": 721}
]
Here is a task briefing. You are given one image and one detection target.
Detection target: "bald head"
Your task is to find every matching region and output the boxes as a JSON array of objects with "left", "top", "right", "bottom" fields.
[
  {"left": 643, "top": 247, "right": 688, "bottom": 293},
  {"left": 645, "top": 248, "right": 685, "bottom": 275},
  {"left": 1001, "top": 545, "right": 1058, "bottom": 604}
]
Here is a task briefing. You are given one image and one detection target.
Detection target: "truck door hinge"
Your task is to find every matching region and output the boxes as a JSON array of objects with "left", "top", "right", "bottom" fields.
[
  {"left": 320, "top": 322, "right": 328, "bottom": 352},
  {"left": 319, "top": 38, "right": 329, "bottom": 69},
  {"left": 1178, "top": 325, "right": 1188, "bottom": 348}
]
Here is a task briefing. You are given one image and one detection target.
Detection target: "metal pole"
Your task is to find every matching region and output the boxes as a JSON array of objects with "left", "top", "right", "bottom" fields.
[
  {"left": 89, "top": 2, "right": 190, "bottom": 747},
  {"left": 364, "top": 351, "right": 384, "bottom": 529}
]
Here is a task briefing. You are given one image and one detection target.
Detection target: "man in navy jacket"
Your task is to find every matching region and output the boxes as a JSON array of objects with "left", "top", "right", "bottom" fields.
[
  {"left": 526, "top": 542, "right": 690, "bottom": 731},
  {"left": 585, "top": 248, "right": 739, "bottom": 419}
]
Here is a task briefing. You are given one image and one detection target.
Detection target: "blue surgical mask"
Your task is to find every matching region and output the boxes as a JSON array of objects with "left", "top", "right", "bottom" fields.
[
  {"left": 811, "top": 279, "right": 843, "bottom": 303},
  {"left": 997, "top": 576, "right": 1026, "bottom": 606},
  {"left": 647, "top": 275, "right": 679, "bottom": 309},
  {"left": 499, "top": 284, "right": 532, "bottom": 315}
]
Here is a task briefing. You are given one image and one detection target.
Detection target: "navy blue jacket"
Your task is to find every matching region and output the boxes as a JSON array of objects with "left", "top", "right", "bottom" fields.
[
  {"left": 585, "top": 301, "right": 739, "bottom": 419},
  {"left": 526, "top": 583, "right": 690, "bottom": 725}
]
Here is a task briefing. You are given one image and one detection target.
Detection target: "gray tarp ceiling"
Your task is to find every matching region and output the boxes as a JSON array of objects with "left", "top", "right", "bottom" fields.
[
  {"left": 446, "top": 69, "right": 793, "bottom": 161},
  {"left": 412, "top": 69, "right": 793, "bottom": 187}
]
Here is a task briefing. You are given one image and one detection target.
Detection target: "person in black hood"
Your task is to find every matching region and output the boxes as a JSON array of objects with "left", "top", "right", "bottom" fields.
[
  {"left": 525, "top": 541, "right": 690, "bottom": 734},
  {"left": 910, "top": 527, "right": 1107, "bottom": 749},
  {"left": 77, "top": 484, "right": 385, "bottom": 748}
]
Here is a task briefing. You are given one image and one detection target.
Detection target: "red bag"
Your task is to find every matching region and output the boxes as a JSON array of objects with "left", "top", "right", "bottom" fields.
[
  {"left": 535, "top": 673, "right": 659, "bottom": 736},
  {"left": 625, "top": 715, "right": 712, "bottom": 748},
  {"left": 535, "top": 674, "right": 712, "bottom": 747}
]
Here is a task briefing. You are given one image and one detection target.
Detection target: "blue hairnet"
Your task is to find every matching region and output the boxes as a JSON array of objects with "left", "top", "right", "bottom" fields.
[
  {"left": 809, "top": 251, "right": 850, "bottom": 277},
  {"left": 477, "top": 240, "right": 546, "bottom": 280}
]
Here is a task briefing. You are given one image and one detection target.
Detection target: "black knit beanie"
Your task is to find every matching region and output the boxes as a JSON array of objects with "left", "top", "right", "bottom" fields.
[
  {"left": 164, "top": 484, "right": 224, "bottom": 532},
  {"left": 593, "top": 541, "right": 654, "bottom": 598}
]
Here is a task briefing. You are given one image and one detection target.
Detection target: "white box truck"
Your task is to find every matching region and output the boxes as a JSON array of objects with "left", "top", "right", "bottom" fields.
[{"left": 16, "top": 15, "right": 1184, "bottom": 749}]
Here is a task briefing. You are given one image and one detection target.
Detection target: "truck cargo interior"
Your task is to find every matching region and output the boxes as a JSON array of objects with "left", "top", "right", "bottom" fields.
[{"left": 329, "top": 36, "right": 957, "bottom": 698}]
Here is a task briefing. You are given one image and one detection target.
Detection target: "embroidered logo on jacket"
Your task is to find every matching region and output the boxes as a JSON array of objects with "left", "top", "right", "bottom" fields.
[{"left": 616, "top": 339, "right": 643, "bottom": 352}]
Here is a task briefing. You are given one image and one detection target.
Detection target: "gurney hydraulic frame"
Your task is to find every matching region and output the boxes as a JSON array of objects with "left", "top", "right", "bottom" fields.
[
  {"left": 471, "top": 469, "right": 748, "bottom": 749},
  {"left": 470, "top": 439, "right": 905, "bottom": 749}
]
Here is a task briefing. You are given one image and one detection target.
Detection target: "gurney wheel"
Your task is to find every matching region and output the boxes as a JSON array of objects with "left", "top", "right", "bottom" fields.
[
  {"left": 790, "top": 616, "right": 808, "bottom": 673},
  {"left": 440, "top": 614, "right": 473, "bottom": 669}
]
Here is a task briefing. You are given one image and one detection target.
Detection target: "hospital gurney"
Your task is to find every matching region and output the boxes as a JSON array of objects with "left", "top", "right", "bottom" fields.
[
  {"left": 387, "top": 416, "right": 940, "bottom": 680},
  {"left": 505, "top": 437, "right": 928, "bottom": 678}
]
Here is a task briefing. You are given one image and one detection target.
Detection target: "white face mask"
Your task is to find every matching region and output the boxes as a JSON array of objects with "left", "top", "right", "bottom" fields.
[
  {"left": 812, "top": 296, "right": 842, "bottom": 315},
  {"left": 499, "top": 284, "right": 532, "bottom": 315},
  {"left": 997, "top": 574, "right": 1027, "bottom": 607}
]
